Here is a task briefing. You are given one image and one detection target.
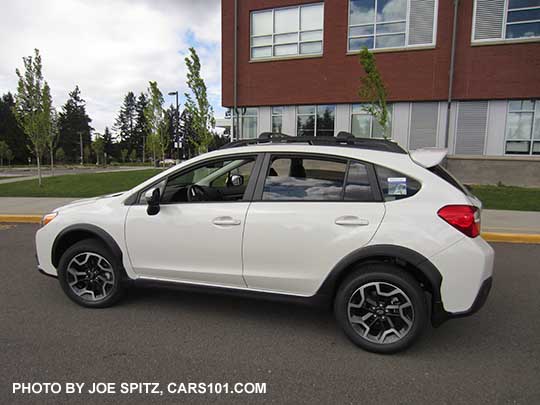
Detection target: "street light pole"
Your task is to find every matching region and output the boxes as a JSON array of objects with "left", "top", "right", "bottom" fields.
[
  {"left": 168, "top": 91, "right": 180, "bottom": 161},
  {"left": 79, "top": 132, "right": 83, "bottom": 165}
]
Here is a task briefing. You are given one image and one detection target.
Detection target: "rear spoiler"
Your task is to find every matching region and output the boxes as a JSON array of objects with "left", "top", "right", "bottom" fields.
[{"left": 410, "top": 148, "right": 448, "bottom": 168}]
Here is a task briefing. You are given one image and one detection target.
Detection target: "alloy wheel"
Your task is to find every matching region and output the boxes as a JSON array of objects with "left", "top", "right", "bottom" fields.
[
  {"left": 66, "top": 252, "right": 115, "bottom": 302},
  {"left": 348, "top": 281, "right": 414, "bottom": 344}
]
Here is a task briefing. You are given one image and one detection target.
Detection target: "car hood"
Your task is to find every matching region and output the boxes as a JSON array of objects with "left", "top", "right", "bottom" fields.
[{"left": 53, "top": 191, "right": 125, "bottom": 212}]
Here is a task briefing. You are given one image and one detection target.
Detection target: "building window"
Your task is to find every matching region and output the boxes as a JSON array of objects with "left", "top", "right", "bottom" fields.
[
  {"left": 348, "top": 0, "right": 437, "bottom": 51},
  {"left": 350, "top": 104, "right": 392, "bottom": 138},
  {"left": 235, "top": 108, "right": 258, "bottom": 139},
  {"left": 473, "top": 0, "right": 540, "bottom": 42},
  {"left": 272, "top": 107, "right": 284, "bottom": 133},
  {"left": 506, "top": 0, "right": 540, "bottom": 39},
  {"left": 297, "top": 105, "right": 335, "bottom": 137},
  {"left": 250, "top": 3, "right": 324, "bottom": 60},
  {"left": 505, "top": 100, "right": 540, "bottom": 155}
]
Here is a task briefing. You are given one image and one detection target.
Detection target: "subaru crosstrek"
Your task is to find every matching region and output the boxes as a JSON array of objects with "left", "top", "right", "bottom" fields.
[{"left": 36, "top": 133, "right": 494, "bottom": 353}]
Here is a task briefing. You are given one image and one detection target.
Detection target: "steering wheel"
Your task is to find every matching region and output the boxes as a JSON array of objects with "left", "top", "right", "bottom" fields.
[{"left": 187, "top": 184, "right": 208, "bottom": 202}]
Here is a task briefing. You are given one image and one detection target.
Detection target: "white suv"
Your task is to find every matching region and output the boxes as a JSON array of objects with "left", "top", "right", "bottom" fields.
[{"left": 36, "top": 133, "right": 494, "bottom": 353}]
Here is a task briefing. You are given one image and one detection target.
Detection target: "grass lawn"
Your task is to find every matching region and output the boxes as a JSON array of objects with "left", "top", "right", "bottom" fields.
[
  {"left": 470, "top": 185, "right": 540, "bottom": 212},
  {"left": 0, "top": 169, "right": 162, "bottom": 198}
]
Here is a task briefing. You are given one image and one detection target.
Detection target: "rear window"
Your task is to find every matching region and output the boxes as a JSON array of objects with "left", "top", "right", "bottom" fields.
[
  {"left": 375, "top": 166, "right": 421, "bottom": 201},
  {"left": 428, "top": 165, "right": 469, "bottom": 195}
]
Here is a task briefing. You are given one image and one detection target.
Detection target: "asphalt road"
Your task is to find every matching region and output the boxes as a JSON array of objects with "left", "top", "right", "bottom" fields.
[{"left": 1, "top": 224, "right": 539, "bottom": 404}]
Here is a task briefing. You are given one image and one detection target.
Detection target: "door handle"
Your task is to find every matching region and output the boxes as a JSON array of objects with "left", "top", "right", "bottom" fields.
[
  {"left": 212, "top": 216, "right": 241, "bottom": 226},
  {"left": 335, "top": 216, "right": 369, "bottom": 226}
]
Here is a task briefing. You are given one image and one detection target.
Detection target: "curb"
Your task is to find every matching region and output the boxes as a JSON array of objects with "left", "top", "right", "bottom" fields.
[{"left": 0, "top": 215, "right": 539, "bottom": 244}]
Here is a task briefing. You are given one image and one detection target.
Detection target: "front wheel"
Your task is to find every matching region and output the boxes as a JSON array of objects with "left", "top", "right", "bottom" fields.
[
  {"left": 334, "top": 264, "right": 428, "bottom": 354},
  {"left": 57, "top": 239, "right": 126, "bottom": 308}
]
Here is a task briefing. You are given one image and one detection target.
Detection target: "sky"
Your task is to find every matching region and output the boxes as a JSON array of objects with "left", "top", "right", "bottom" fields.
[{"left": 0, "top": 0, "right": 224, "bottom": 135}]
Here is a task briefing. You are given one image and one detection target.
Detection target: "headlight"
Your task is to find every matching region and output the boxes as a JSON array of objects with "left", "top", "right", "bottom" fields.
[{"left": 40, "top": 212, "right": 58, "bottom": 227}]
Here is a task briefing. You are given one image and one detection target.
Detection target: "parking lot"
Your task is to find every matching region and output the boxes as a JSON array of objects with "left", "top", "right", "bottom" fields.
[{"left": 1, "top": 223, "right": 539, "bottom": 404}]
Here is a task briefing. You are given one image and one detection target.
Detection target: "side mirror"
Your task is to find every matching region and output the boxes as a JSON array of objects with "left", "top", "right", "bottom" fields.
[
  {"left": 145, "top": 188, "right": 160, "bottom": 216},
  {"left": 229, "top": 174, "right": 244, "bottom": 187}
]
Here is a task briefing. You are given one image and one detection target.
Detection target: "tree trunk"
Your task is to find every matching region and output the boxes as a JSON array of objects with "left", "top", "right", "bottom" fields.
[
  {"left": 50, "top": 148, "right": 54, "bottom": 176},
  {"left": 36, "top": 147, "right": 42, "bottom": 187},
  {"left": 142, "top": 137, "right": 145, "bottom": 163}
]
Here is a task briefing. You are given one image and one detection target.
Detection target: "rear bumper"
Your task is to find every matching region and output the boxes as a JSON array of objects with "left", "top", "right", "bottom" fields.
[{"left": 432, "top": 276, "right": 492, "bottom": 326}]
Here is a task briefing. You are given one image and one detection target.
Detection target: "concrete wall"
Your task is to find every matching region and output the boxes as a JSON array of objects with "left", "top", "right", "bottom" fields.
[{"left": 447, "top": 156, "right": 540, "bottom": 187}]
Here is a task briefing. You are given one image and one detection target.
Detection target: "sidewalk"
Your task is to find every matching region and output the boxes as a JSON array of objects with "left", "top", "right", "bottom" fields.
[
  {"left": 0, "top": 197, "right": 538, "bottom": 243},
  {"left": 0, "top": 197, "right": 77, "bottom": 215}
]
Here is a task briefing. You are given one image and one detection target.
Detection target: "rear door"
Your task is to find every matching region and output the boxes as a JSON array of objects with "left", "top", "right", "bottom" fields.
[{"left": 242, "top": 153, "right": 386, "bottom": 296}]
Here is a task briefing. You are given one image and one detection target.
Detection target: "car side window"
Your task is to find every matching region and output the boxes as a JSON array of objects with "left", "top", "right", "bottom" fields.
[
  {"left": 344, "top": 162, "right": 376, "bottom": 202},
  {"left": 155, "top": 157, "right": 256, "bottom": 204},
  {"left": 262, "top": 156, "right": 347, "bottom": 201},
  {"left": 375, "top": 165, "right": 421, "bottom": 201}
]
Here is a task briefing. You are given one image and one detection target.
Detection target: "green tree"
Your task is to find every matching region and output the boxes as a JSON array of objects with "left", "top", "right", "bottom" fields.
[
  {"left": 102, "top": 126, "right": 114, "bottom": 164},
  {"left": 5, "top": 148, "right": 14, "bottom": 166},
  {"left": 0, "top": 140, "right": 8, "bottom": 167},
  {"left": 184, "top": 47, "right": 215, "bottom": 155},
  {"left": 55, "top": 147, "right": 65, "bottom": 163},
  {"left": 145, "top": 133, "right": 160, "bottom": 165},
  {"left": 58, "top": 86, "right": 93, "bottom": 163},
  {"left": 358, "top": 47, "right": 389, "bottom": 138},
  {"left": 92, "top": 134, "right": 105, "bottom": 165},
  {"left": 134, "top": 93, "right": 150, "bottom": 163},
  {"left": 41, "top": 83, "right": 59, "bottom": 175},
  {"left": 0, "top": 93, "right": 29, "bottom": 164},
  {"left": 120, "top": 148, "right": 128, "bottom": 163},
  {"left": 83, "top": 144, "right": 92, "bottom": 164},
  {"left": 115, "top": 91, "right": 137, "bottom": 152},
  {"left": 129, "top": 149, "right": 137, "bottom": 163},
  {"left": 144, "top": 81, "right": 169, "bottom": 162},
  {"left": 13, "top": 49, "right": 48, "bottom": 186}
]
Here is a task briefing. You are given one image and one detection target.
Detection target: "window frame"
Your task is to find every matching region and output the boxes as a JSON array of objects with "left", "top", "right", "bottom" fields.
[
  {"left": 271, "top": 106, "right": 284, "bottom": 133},
  {"left": 347, "top": 0, "right": 438, "bottom": 53},
  {"left": 236, "top": 107, "right": 259, "bottom": 139},
  {"left": 252, "top": 152, "right": 383, "bottom": 203},
  {"left": 472, "top": 0, "right": 540, "bottom": 44},
  {"left": 250, "top": 3, "right": 325, "bottom": 61},
  {"left": 350, "top": 103, "right": 394, "bottom": 138},
  {"left": 504, "top": 99, "right": 540, "bottom": 155},
  {"left": 129, "top": 153, "right": 265, "bottom": 206},
  {"left": 296, "top": 105, "right": 336, "bottom": 137}
]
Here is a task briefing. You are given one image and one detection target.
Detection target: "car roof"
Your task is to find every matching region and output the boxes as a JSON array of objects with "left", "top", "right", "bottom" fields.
[{"left": 194, "top": 143, "right": 415, "bottom": 169}]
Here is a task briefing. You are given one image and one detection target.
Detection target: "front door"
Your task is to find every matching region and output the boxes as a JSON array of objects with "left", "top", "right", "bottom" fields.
[{"left": 125, "top": 155, "right": 259, "bottom": 288}]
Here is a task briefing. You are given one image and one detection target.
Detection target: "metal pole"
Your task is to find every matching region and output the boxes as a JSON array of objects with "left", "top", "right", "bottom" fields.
[
  {"left": 444, "top": 0, "right": 459, "bottom": 150},
  {"left": 79, "top": 132, "right": 83, "bottom": 165},
  {"left": 233, "top": 0, "right": 239, "bottom": 140},
  {"left": 175, "top": 92, "right": 179, "bottom": 161}
]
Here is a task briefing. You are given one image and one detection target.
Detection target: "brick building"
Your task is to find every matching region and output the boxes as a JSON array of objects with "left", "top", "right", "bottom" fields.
[{"left": 221, "top": 0, "right": 540, "bottom": 186}]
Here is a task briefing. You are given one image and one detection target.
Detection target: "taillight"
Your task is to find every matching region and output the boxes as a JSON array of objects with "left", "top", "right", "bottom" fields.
[{"left": 437, "top": 205, "right": 480, "bottom": 238}]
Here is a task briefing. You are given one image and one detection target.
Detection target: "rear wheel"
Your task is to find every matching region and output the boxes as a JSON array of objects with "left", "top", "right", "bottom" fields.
[
  {"left": 57, "top": 239, "right": 126, "bottom": 308},
  {"left": 334, "top": 264, "right": 428, "bottom": 353}
]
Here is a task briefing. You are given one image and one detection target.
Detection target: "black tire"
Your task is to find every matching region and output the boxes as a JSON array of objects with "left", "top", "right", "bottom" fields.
[
  {"left": 57, "top": 239, "right": 126, "bottom": 308},
  {"left": 334, "top": 263, "right": 427, "bottom": 354}
]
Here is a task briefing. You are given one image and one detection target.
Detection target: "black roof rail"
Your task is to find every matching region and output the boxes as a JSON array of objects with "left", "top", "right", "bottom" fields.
[{"left": 220, "top": 132, "right": 407, "bottom": 154}]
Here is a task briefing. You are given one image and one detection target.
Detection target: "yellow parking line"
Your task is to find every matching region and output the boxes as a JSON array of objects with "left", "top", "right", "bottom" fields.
[
  {"left": 481, "top": 232, "right": 540, "bottom": 244},
  {"left": 0, "top": 215, "right": 41, "bottom": 224}
]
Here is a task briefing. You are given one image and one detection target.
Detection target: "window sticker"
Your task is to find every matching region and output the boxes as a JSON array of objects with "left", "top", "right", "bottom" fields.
[{"left": 388, "top": 177, "right": 407, "bottom": 196}]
